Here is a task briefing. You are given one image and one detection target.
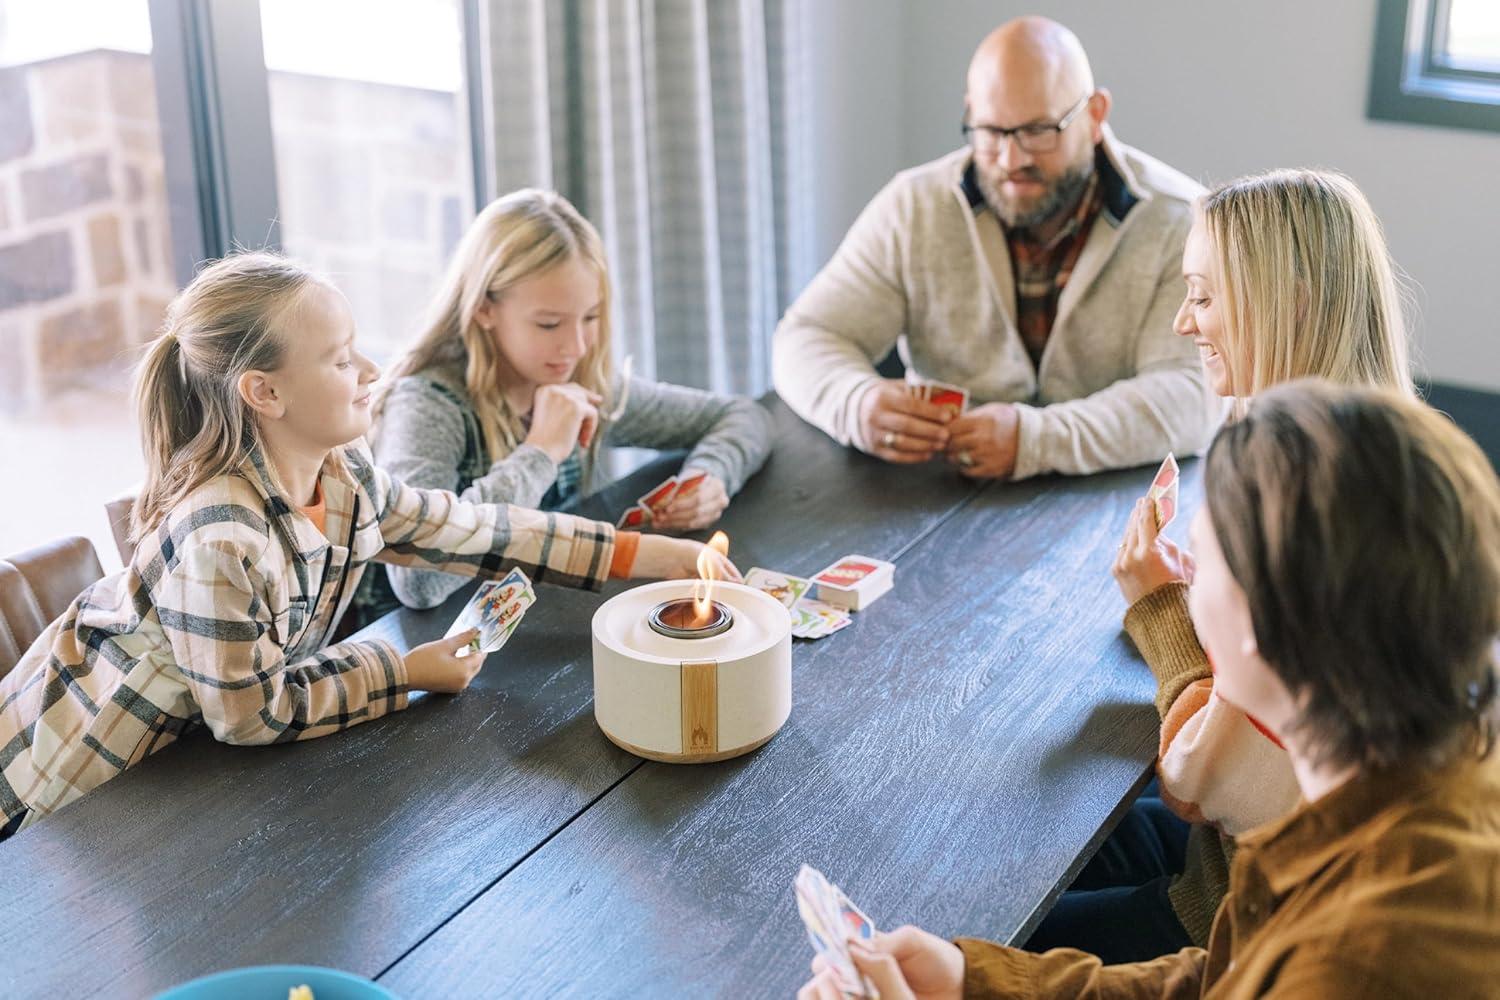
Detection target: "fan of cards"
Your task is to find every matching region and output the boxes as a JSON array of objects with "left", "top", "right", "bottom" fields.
[
  {"left": 745, "top": 556, "right": 894, "bottom": 640},
  {"left": 905, "top": 372, "right": 969, "bottom": 419},
  {"left": 616, "top": 469, "right": 709, "bottom": 529},
  {"left": 1148, "top": 453, "right": 1180, "bottom": 530},
  {"left": 794, "top": 865, "right": 878, "bottom": 998},
  {"left": 444, "top": 567, "right": 536, "bottom": 656}
]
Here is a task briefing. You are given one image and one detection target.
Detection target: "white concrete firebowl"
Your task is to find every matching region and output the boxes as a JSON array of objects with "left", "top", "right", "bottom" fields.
[{"left": 591, "top": 580, "right": 792, "bottom": 763}]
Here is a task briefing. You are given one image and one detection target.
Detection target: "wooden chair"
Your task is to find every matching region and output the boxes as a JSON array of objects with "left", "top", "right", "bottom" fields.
[{"left": 0, "top": 536, "right": 105, "bottom": 681}]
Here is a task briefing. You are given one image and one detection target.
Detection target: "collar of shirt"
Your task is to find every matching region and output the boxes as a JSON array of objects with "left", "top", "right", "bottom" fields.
[{"left": 1239, "top": 754, "right": 1493, "bottom": 898}]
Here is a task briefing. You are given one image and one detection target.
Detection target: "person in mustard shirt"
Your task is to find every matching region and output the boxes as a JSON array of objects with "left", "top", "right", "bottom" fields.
[{"left": 798, "top": 380, "right": 1500, "bottom": 999}]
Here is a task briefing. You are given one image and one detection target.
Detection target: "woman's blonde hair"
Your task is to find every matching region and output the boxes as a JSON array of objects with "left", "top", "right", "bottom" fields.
[
  {"left": 1201, "top": 169, "right": 1414, "bottom": 400},
  {"left": 376, "top": 188, "right": 614, "bottom": 460},
  {"left": 131, "top": 252, "right": 324, "bottom": 544}
]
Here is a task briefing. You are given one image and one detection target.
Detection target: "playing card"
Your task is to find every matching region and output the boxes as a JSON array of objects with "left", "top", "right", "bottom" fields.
[
  {"left": 815, "top": 558, "right": 881, "bottom": 589},
  {"left": 745, "top": 567, "right": 813, "bottom": 611},
  {"left": 616, "top": 504, "right": 651, "bottom": 530},
  {"left": 446, "top": 568, "right": 536, "bottom": 655},
  {"left": 926, "top": 383, "right": 969, "bottom": 419},
  {"left": 905, "top": 375, "right": 969, "bottom": 417},
  {"left": 1147, "top": 453, "right": 1180, "bottom": 530},
  {"left": 638, "top": 476, "right": 680, "bottom": 515},
  {"left": 676, "top": 468, "right": 709, "bottom": 496},
  {"left": 794, "top": 865, "right": 876, "bottom": 997},
  {"left": 790, "top": 599, "right": 851, "bottom": 640}
]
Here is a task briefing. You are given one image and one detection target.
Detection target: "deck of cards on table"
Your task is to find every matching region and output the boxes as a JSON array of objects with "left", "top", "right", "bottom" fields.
[
  {"left": 905, "top": 372, "right": 970, "bottom": 419},
  {"left": 616, "top": 469, "right": 709, "bottom": 529},
  {"left": 445, "top": 567, "right": 536, "bottom": 656},
  {"left": 794, "top": 865, "right": 878, "bottom": 998},
  {"left": 1148, "top": 453, "right": 1180, "bottom": 530},
  {"left": 744, "top": 567, "right": 846, "bottom": 639},
  {"left": 813, "top": 555, "right": 895, "bottom": 611}
]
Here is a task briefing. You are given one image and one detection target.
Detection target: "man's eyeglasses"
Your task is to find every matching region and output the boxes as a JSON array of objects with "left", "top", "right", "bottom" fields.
[{"left": 961, "top": 93, "right": 1092, "bottom": 155}]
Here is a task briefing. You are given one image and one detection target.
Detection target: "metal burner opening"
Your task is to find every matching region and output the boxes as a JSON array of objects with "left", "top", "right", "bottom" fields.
[{"left": 647, "top": 598, "right": 734, "bottom": 640}]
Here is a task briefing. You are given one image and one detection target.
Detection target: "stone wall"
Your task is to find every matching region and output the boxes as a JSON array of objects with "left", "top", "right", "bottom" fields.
[
  {"left": 0, "top": 50, "right": 471, "bottom": 416},
  {"left": 0, "top": 50, "right": 176, "bottom": 414}
]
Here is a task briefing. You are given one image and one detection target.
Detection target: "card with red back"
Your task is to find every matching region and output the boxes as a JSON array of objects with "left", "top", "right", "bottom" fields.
[
  {"left": 616, "top": 505, "right": 651, "bottom": 530},
  {"left": 638, "top": 476, "right": 680, "bottom": 514},
  {"left": 676, "top": 468, "right": 708, "bottom": 496},
  {"left": 926, "top": 384, "right": 969, "bottom": 419},
  {"left": 816, "top": 557, "right": 881, "bottom": 588}
]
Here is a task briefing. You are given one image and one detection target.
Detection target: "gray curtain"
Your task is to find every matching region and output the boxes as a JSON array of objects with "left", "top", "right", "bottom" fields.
[{"left": 476, "top": 0, "right": 811, "bottom": 396}]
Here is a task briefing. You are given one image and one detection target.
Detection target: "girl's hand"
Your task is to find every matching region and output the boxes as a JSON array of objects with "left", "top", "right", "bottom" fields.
[
  {"left": 526, "top": 383, "right": 602, "bottom": 463},
  {"left": 403, "top": 629, "right": 485, "bottom": 694},
  {"left": 1112, "top": 497, "right": 1195, "bottom": 605},
  {"left": 651, "top": 473, "right": 730, "bottom": 532},
  {"left": 629, "top": 535, "right": 742, "bottom": 583},
  {"left": 798, "top": 926, "right": 964, "bottom": 1000}
]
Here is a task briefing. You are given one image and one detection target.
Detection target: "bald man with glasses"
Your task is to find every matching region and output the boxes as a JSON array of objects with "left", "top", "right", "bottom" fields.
[{"left": 773, "top": 17, "right": 1216, "bottom": 481}]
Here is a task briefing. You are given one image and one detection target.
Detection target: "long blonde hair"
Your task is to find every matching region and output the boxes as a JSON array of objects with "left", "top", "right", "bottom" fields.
[
  {"left": 377, "top": 189, "right": 614, "bottom": 460},
  {"left": 1202, "top": 169, "right": 1414, "bottom": 401},
  {"left": 131, "top": 252, "right": 324, "bottom": 543}
]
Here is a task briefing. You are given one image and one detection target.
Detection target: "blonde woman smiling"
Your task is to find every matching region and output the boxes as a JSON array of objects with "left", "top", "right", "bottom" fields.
[{"left": 1028, "top": 169, "right": 1415, "bottom": 961}]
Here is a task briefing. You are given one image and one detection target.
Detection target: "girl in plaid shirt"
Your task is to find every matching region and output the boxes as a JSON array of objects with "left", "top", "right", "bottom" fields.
[{"left": 0, "top": 252, "right": 734, "bottom": 838}]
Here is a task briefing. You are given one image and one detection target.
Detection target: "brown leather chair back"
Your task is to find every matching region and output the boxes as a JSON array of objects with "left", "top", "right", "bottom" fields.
[
  {"left": 0, "top": 536, "right": 105, "bottom": 681},
  {"left": 104, "top": 492, "right": 138, "bottom": 568}
]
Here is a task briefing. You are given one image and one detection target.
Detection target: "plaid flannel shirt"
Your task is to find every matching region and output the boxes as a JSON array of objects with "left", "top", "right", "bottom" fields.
[{"left": 0, "top": 440, "right": 615, "bottom": 831}]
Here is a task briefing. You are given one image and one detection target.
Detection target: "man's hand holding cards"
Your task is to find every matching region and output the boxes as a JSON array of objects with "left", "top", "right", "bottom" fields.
[
  {"left": 445, "top": 568, "right": 536, "bottom": 657},
  {"left": 857, "top": 379, "right": 959, "bottom": 465}
]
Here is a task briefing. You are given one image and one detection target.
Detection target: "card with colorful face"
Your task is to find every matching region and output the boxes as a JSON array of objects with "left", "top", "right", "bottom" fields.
[
  {"left": 446, "top": 568, "right": 536, "bottom": 654},
  {"left": 745, "top": 567, "right": 813, "bottom": 611},
  {"left": 794, "top": 865, "right": 876, "bottom": 997},
  {"left": 1147, "top": 453, "right": 1180, "bottom": 530},
  {"left": 790, "top": 599, "right": 852, "bottom": 640}
]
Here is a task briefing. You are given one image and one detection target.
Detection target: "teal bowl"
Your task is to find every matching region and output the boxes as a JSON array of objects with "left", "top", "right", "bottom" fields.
[{"left": 155, "top": 965, "right": 398, "bottom": 1000}]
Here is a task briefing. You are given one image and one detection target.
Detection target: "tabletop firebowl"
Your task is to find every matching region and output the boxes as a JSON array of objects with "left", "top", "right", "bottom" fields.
[{"left": 591, "top": 580, "right": 791, "bottom": 763}]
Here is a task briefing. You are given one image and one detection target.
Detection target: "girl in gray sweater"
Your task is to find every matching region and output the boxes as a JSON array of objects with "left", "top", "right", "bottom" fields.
[{"left": 347, "top": 189, "right": 772, "bottom": 628}]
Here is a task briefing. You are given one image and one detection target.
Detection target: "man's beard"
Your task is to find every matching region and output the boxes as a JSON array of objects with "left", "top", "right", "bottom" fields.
[{"left": 978, "top": 156, "right": 1094, "bottom": 233}]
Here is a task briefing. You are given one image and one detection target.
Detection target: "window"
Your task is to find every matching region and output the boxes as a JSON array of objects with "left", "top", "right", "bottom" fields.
[
  {"left": 259, "top": 0, "right": 475, "bottom": 362},
  {"left": 1369, "top": 0, "right": 1500, "bottom": 132},
  {"left": 0, "top": 0, "right": 176, "bottom": 568}
]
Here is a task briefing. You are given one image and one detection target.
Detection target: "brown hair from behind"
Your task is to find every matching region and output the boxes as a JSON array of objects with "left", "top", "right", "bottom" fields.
[{"left": 1205, "top": 379, "right": 1499, "bottom": 771}]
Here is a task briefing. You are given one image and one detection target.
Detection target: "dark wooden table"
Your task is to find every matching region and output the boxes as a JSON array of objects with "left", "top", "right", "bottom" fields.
[{"left": 0, "top": 398, "right": 1177, "bottom": 998}]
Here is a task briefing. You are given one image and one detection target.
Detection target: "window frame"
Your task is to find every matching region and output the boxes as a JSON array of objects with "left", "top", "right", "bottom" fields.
[
  {"left": 148, "top": 0, "right": 486, "bottom": 286},
  {"left": 1368, "top": 0, "right": 1500, "bottom": 133}
]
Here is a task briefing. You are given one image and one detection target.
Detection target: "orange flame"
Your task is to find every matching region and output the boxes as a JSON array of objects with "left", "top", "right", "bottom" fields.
[{"left": 692, "top": 531, "right": 731, "bottom": 625}]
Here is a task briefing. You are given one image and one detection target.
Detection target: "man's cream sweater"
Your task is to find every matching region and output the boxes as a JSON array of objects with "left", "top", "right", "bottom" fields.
[{"left": 772, "top": 129, "right": 1219, "bottom": 479}]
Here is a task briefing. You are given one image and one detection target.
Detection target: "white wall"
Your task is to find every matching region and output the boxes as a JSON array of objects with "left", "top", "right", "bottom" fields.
[{"left": 803, "top": 0, "right": 1500, "bottom": 392}]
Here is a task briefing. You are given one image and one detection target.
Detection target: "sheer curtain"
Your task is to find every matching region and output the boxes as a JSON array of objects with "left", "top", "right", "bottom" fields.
[{"left": 475, "top": 0, "right": 812, "bottom": 395}]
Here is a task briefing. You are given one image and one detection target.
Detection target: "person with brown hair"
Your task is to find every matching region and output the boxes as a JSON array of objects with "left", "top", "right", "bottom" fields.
[{"left": 798, "top": 380, "right": 1500, "bottom": 998}]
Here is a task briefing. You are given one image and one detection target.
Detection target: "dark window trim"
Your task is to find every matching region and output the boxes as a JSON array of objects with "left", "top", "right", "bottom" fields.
[
  {"left": 1369, "top": 0, "right": 1500, "bottom": 133},
  {"left": 149, "top": 0, "right": 282, "bottom": 285}
]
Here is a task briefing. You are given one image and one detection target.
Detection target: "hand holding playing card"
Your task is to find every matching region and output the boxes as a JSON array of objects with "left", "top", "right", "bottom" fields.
[
  {"left": 943, "top": 402, "right": 1020, "bottom": 479},
  {"left": 402, "top": 629, "right": 486, "bottom": 694},
  {"left": 651, "top": 471, "right": 729, "bottom": 532},
  {"left": 1113, "top": 496, "right": 1196, "bottom": 605},
  {"left": 525, "top": 382, "right": 602, "bottom": 463},
  {"left": 857, "top": 379, "right": 954, "bottom": 464},
  {"left": 800, "top": 926, "right": 966, "bottom": 1000}
]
